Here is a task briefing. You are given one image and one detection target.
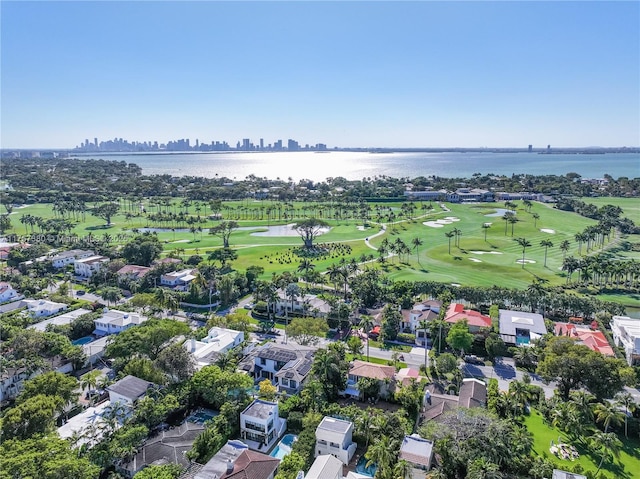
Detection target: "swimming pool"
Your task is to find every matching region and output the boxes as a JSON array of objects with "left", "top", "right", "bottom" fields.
[
  {"left": 187, "top": 409, "right": 219, "bottom": 425},
  {"left": 72, "top": 336, "right": 94, "bottom": 346},
  {"left": 270, "top": 434, "right": 297, "bottom": 459},
  {"left": 356, "top": 456, "right": 377, "bottom": 477}
]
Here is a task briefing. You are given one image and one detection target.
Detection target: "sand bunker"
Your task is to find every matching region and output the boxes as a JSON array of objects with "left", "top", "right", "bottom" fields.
[
  {"left": 470, "top": 251, "right": 503, "bottom": 255},
  {"left": 540, "top": 228, "right": 556, "bottom": 234},
  {"left": 171, "top": 239, "right": 191, "bottom": 243},
  {"left": 516, "top": 259, "right": 537, "bottom": 264},
  {"left": 357, "top": 226, "right": 368, "bottom": 231},
  {"left": 423, "top": 221, "right": 445, "bottom": 228},
  {"left": 445, "top": 217, "right": 461, "bottom": 222},
  {"left": 469, "top": 258, "right": 482, "bottom": 263}
]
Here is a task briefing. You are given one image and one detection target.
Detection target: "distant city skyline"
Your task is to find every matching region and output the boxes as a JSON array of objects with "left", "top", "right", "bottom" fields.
[{"left": 2, "top": 1, "right": 639, "bottom": 149}]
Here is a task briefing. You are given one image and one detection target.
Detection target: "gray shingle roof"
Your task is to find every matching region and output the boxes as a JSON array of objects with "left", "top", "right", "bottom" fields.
[{"left": 107, "top": 375, "right": 155, "bottom": 401}]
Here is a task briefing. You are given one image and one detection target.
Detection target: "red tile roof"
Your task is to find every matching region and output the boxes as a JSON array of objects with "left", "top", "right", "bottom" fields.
[
  {"left": 223, "top": 450, "right": 280, "bottom": 479},
  {"left": 349, "top": 360, "right": 396, "bottom": 380},
  {"left": 553, "top": 322, "right": 614, "bottom": 356},
  {"left": 444, "top": 303, "right": 491, "bottom": 329}
]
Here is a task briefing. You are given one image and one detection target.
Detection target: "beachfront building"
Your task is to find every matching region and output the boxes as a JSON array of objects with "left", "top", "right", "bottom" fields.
[
  {"left": 238, "top": 342, "right": 314, "bottom": 395},
  {"left": 399, "top": 434, "right": 434, "bottom": 476},
  {"left": 498, "top": 310, "right": 547, "bottom": 346},
  {"left": 107, "top": 375, "right": 155, "bottom": 405},
  {"left": 51, "top": 249, "right": 95, "bottom": 269},
  {"left": 611, "top": 316, "right": 640, "bottom": 365},
  {"left": 161, "top": 268, "right": 197, "bottom": 291},
  {"left": 444, "top": 303, "right": 491, "bottom": 333},
  {"left": 93, "top": 309, "right": 146, "bottom": 336},
  {"left": 21, "top": 299, "right": 68, "bottom": 318},
  {"left": 553, "top": 322, "right": 615, "bottom": 357},
  {"left": 315, "top": 416, "right": 357, "bottom": 465},
  {"left": 239, "top": 399, "right": 286, "bottom": 452},
  {"left": 74, "top": 255, "right": 110, "bottom": 277},
  {"left": 0, "top": 282, "right": 20, "bottom": 303},
  {"left": 184, "top": 327, "right": 244, "bottom": 370}
]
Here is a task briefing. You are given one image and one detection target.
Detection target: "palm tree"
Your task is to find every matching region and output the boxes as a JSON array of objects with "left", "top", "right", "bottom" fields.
[
  {"left": 531, "top": 212, "right": 540, "bottom": 228},
  {"left": 392, "top": 459, "right": 413, "bottom": 479},
  {"left": 360, "top": 315, "right": 375, "bottom": 362},
  {"left": 540, "top": 239, "right": 553, "bottom": 268},
  {"left": 466, "top": 458, "right": 503, "bottom": 479},
  {"left": 593, "top": 401, "right": 624, "bottom": 433},
  {"left": 445, "top": 231, "right": 455, "bottom": 255},
  {"left": 411, "top": 237, "right": 423, "bottom": 265},
  {"left": 615, "top": 391, "right": 637, "bottom": 438},
  {"left": 589, "top": 431, "right": 622, "bottom": 475},
  {"left": 515, "top": 237, "right": 532, "bottom": 269},
  {"left": 508, "top": 215, "right": 519, "bottom": 236},
  {"left": 81, "top": 370, "right": 101, "bottom": 406},
  {"left": 559, "top": 240, "right": 571, "bottom": 260},
  {"left": 365, "top": 435, "right": 397, "bottom": 476}
]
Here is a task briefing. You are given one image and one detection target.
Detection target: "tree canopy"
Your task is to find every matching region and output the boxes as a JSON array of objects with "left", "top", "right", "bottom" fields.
[
  {"left": 105, "top": 318, "right": 190, "bottom": 361},
  {"left": 121, "top": 232, "right": 163, "bottom": 266},
  {"left": 286, "top": 317, "right": 329, "bottom": 346},
  {"left": 293, "top": 218, "right": 329, "bottom": 249}
]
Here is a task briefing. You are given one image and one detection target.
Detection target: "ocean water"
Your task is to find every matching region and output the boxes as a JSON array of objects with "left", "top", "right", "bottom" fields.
[{"left": 74, "top": 151, "right": 639, "bottom": 181}]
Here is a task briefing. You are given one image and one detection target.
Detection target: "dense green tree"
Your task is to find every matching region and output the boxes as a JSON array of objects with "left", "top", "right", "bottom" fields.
[
  {"left": 292, "top": 218, "right": 329, "bottom": 248},
  {"left": 447, "top": 320, "right": 474, "bottom": 356},
  {"left": 311, "top": 345, "right": 349, "bottom": 400},
  {"left": 17, "top": 371, "right": 78, "bottom": 410},
  {"left": 436, "top": 352, "right": 458, "bottom": 375},
  {"left": 208, "top": 220, "right": 238, "bottom": 248},
  {"left": 155, "top": 342, "right": 195, "bottom": 382},
  {"left": 105, "top": 318, "right": 190, "bottom": 361},
  {"left": 1, "top": 394, "right": 61, "bottom": 439},
  {"left": 122, "top": 358, "right": 167, "bottom": 385},
  {"left": 190, "top": 365, "right": 253, "bottom": 409},
  {"left": 90, "top": 202, "right": 120, "bottom": 226},
  {"left": 133, "top": 464, "right": 182, "bottom": 479},
  {"left": 133, "top": 394, "right": 181, "bottom": 429},
  {"left": 121, "top": 233, "right": 163, "bottom": 266},
  {"left": 380, "top": 303, "right": 401, "bottom": 341},
  {"left": 286, "top": 317, "right": 329, "bottom": 346}
]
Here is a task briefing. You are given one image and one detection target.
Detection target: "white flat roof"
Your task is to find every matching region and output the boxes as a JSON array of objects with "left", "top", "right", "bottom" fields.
[{"left": 29, "top": 308, "right": 92, "bottom": 332}]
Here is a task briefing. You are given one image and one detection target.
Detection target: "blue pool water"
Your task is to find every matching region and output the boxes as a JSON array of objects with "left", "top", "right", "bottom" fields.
[
  {"left": 270, "top": 434, "right": 297, "bottom": 459},
  {"left": 188, "top": 409, "right": 219, "bottom": 425},
  {"left": 72, "top": 336, "right": 94, "bottom": 346},
  {"left": 356, "top": 456, "right": 377, "bottom": 477}
]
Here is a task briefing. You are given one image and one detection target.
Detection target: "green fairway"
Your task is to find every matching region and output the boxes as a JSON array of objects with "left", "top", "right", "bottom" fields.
[
  {"left": 524, "top": 409, "right": 640, "bottom": 479},
  {"left": 6, "top": 199, "right": 635, "bottom": 290}
]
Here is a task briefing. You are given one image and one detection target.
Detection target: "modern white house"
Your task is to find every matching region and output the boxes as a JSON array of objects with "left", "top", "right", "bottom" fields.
[
  {"left": 239, "top": 342, "right": 315, "bottom": 395},
  {"left": 51, "top": 249, "right": 95, "bottom": 269},
  {"left": 399, "top": 434, "right": 434, "bottom": 476},
  {"left": 498, "top": 309, "right": 547, "bottom": 346},
  {"left": 0, "top": 282, "right": 20, "bottom": 303},
  {"left": 161, "top": 268, "right": 198, "bottom": 291},
  {"left": 74, "top": 255, "right": 110, "bottom": 277},
  {"left": 306, "top": 454, "right": 344, "bottom": 479},
  {"left": 184, "top": 327, "right": 244, "bottom": 370},
  {"left": 239, "top": 399, "right": 286, "bottom": 452},
  {"left": 315, "top": 416, "right": 357, "bottom": 465},
  {"left": 21, "top": 299, "right": 68, "bottom": 318},
  {"left": 29, "top": 307, "right": 92, "bottom": 332},
  {"left": 611, "top": 316, "right": 640, "bottom": 365},
  {"left": 93, "top": 309, "right": 146, "bottom": 336},
  {"left": 107, "top": 375, "right": 155, "bottom": 405}
]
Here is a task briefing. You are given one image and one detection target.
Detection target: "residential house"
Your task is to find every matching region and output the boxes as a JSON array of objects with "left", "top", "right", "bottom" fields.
[
  {"left": 315, "top": 416, "right": 357, "bottom": 465},
  {"left": 29, "top": 307, "right": 91, "bottom": 332},
  {"left": 83, "top": 336, "right": 110, "bottom": 367},
  {"left": 399, "top": 300, "right": 441, "bottom": 345},
  {"left": 1, "top": 356, "right": 74, "bottom": 404},
  {"left": 0, "top": 282, "right": 20, "bottom": 303},
  {"left": 422, "top": 378, "right": 487, "bottom": 422},
  {"left": 93, "top": 309, "right": 146, "bottom": 336},
  {"left": 239, "top": 399, "right": 286, "bottom": 452},
  {"left": 551, "top": 470, "right": 587, "bottom": 479},
  {"left": 399, "top": 434, "right": 434, "bottom": 478},
  {"left": 553, "top": 322, "right": 614, "bottom": 357},
  {"left": 161, "top": 268, "right": 197, "bottom": 291},
  {"left": 58, "top": 401, "right": 120, "bottom": 448},
  {"left": 611, "top": 316, "right": 640, "bottom": 365},
  {"left": 116, "top": 264, "right": 151, "bottom": 282},
  {"left": 498, "top": 309, "right": 547, "bottom": 346},
  {"left": 444, "top": 303, "right": 491, "bottom": 332},
  {"left": 239, "top": 342, "right": 314, "bottom": 395},
  {"left": 74, "top": 255, "right": 110, "bottom": 277},
  {"left": 274, "top": 289, "right": 331, "bottom": 317},
  {"left": 195, "top": 440, "right": 280, "bottom": 479},
  {"left": 341, "top": 360, "right": 396, "bottom": 400},
  {"left": 306, "top": 454, "right": 343, "bottom": 479},
  {"left": 184, "top": 327, "right": 244, "bottom": 370},
  {"left": 107, "top": 375, "right": 155, "bottom": 405},
  {"left": 21, "top": 299, "right": 68, "bottom": 318},
  {"left": 123, "top": 420, "right": 206, "bottom": 477},
  {"left": 51, "top": 249, "right": 95, "bottom": 269}
]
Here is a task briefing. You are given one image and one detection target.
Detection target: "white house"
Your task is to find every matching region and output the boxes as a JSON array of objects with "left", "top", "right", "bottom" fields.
[
  {"left": 306, "top": 454, "right": 343, "bottom": 479},
  {"left": 161, "top": 268, "right": 197, "bottom": 291},
  {"left": 184, "top": 327, "right": 244, "bottom": 370},
  {"left": 82, "top": 336, "right": 110, "bottom": 367},
  {"left": 611, "top": 316, "right": 640, "bottom": 365},
  {"left": 239, "top": 399, "right": 286, "bottom": 452},
  {"left": 240, "top": 342, "right": 314, "bottom": 395},
  {"left": 29, "top": 307, "right": 91, "bottom": 332},
  {"left": 0, "top": 282, "right": 20, "bottom": 303},
  {"left": 399, "top": 300, "right": 441, "bottom": 344},
  {"left": 21, "top": 299, "right": 68, "bottom": 318},
  {"left": 498, "top": 309, "right": 547, "bottom": 346},
  {"left": 93, "top": 309, "right": 146, "bottom": 336},
  {"left": 315, "top": 416, "right": 357, "bottom": 465},
  {"left": 274, "top": 289, "right": 331, "bottom": 317},
  {"left": 74, "top": 255, "right": 110, "bottom": 277},
  {"left": 399, "top": 434, "right": 434, "bottom": 476},
  {"left": 107, "top": 375, "right": 155, "bottom": 405},
  {"left": 51, "top": 249, "right": 95, "bottom": 269}
]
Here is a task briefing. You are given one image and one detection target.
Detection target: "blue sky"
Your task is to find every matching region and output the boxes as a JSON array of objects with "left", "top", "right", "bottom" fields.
[{"left": 2, "top": 1, "right": 639, "bottom": 148}]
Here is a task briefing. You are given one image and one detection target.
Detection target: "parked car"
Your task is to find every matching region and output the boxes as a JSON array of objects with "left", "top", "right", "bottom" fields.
[
  {"left": 464, "top": 355, "right": 484, "bottom": 365},
  {"left": 244, "top": 303, "right": 254, "bottom": 310},
  {"left": 76, "top": 290, "right": 86, "bottom": 296}
]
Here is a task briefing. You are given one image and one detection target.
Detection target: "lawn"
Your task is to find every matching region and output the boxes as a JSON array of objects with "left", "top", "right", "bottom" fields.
[
  {"left": 524, "top": 409, "right": 640, "bottom": 479},
  {"left": 345, "top": 353, "right": 407, "bottom": 369}
]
